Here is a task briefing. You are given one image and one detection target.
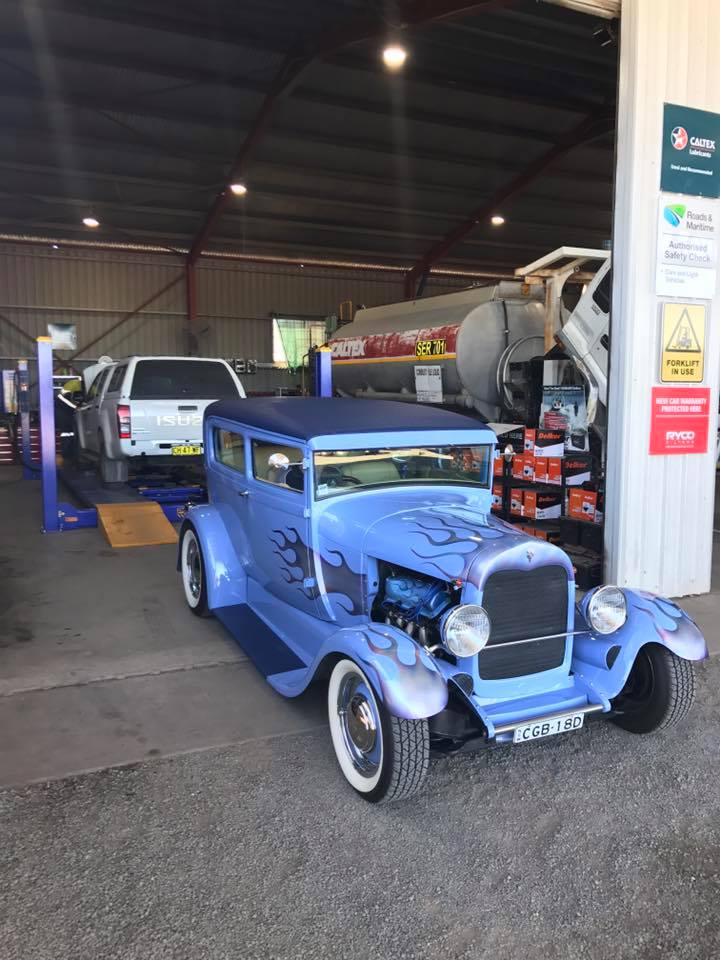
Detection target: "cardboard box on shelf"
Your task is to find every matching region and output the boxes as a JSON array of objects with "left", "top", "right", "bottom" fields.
[
  {"left": 491, "top": 481, "right": 503, "bottom": 512},
  {"left": 510, "top": 488, "right": 524, "bottom": 517},
  {"left": 521, "top": 452, "right": 535, "bottom": 482},
  {"left": 493, "top": 454, "right": 504, "bottom": 477},
  {"left": 568, "top": 488, "right": 599, "bottom": 523},
  {"left": 511, "top": 455, "right": 524, "bottom": 481},
  {"left": 523, "top": 489, "right": 562, "bottom": 520},
  {"left": 563, "top": 454, "right": 592, "bottom": 486},
  {"left": 547, "top": 457, "right": 563, "bottom": 485},
  {"left": 533, "top": 429, "right": 565, "bottom": 459},
  {"left": 523, "top": 428, "right": 536, "bottom": 452},
  {"left": 534, "top": 456, "right": 548, "bottom": 483}
]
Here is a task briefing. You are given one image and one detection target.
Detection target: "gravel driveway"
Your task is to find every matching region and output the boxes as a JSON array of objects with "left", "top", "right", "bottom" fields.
[{"left": 2, "top": 658, "right": 719, "bottom": 960}]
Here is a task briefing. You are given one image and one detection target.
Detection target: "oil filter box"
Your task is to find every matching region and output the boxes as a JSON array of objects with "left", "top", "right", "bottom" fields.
[
  {"left": 562, "top": 454, "right": 592, "bottom": 486},
  {"left": 523, "top": 489, "right": 562, "bottom": 520}
]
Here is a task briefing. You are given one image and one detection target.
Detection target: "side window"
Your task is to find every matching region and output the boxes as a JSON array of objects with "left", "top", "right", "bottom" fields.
[
  {"left": 87, "top": 368, "right": 110, "bottom": 401},
  {"left": 107, "top": 365, "right": 126, "bottom": 394},
  {"left": 592, "top": 268, "right": 612, "bottom": 315},
  {"left": 214, "top": 428, "right": 246, "bottom": 474},
  {"left": 252, "top": 439, "right": 304, "bottom": 492}
]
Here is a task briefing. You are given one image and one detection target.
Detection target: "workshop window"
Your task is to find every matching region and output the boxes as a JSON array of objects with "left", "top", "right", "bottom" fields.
[
  {"left": 214, "top": 429, "right": 246, "bottom": 474},
  {"left": 272, "top": 317, "right": 327, "bottom": 372},
  {"left": 252, "top": 439, "right": 304, "bottom": 492}
]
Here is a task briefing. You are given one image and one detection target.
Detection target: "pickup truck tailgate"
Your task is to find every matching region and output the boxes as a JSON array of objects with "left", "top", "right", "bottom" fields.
[{"left": 129, "top": 400, "right": 208, "bottom": 446}]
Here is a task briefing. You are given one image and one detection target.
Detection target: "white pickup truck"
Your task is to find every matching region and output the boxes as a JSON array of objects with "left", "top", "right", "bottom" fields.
[{"left": 75, "top": 356, "right": 245, "bottom": 482}]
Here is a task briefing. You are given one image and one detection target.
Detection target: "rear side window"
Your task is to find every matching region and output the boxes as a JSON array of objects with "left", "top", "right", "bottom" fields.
[
  {"left": 214, "top": 429, "right": 245, "bottom": 474},
  {"left": 107, "top": 365, "right": 126, "bottom": 393},
  {"left": 130, "top": 360, "right": 238, "bottom": 400}
]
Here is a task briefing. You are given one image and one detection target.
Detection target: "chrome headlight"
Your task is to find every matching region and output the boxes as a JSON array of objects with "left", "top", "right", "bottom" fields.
[
  {"left": 587, "top": 586, "right": 627, "bottom": 634},
  {"left": 442, "top": 604, "right": 491, "bottom": 657}
]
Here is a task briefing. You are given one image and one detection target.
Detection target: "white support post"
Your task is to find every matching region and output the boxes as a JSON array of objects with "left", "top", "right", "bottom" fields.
[{"left": 606, "top": 0, "right": 720, "bottom": 595}]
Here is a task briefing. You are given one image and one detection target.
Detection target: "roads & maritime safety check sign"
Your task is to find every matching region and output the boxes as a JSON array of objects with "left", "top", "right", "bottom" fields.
[{"left": 656, "top": 196, "right": 718, "bottom": 299}]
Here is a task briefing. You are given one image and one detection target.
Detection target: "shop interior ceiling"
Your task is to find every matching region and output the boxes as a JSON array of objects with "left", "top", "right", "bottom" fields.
[{"left": 0, "top": 0, "right": 618, "bottom": 278}]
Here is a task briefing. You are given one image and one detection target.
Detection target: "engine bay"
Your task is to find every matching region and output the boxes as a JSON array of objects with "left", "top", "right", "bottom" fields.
[{"left": 371, "top": 562, "right": 461, "bottom": 650}]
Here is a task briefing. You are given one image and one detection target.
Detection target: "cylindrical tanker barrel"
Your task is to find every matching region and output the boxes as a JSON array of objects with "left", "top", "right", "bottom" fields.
[{"left": 329, "top": 282, "right": 545, "bottom": 421}]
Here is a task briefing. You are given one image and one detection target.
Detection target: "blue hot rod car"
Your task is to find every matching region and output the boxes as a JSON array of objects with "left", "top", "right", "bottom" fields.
[{"left": 179, "top": 398, "right": 706, "bottom": 803}]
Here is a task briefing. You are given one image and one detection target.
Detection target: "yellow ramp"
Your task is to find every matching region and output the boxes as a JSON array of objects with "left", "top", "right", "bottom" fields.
[{"left": 96, "top": 501, "right": 178, "bottom": 548}]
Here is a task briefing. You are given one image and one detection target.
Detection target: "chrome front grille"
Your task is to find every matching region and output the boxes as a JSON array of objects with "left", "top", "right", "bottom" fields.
[{"left": 479, "top": 565, "right": 569, "bottom": 680}]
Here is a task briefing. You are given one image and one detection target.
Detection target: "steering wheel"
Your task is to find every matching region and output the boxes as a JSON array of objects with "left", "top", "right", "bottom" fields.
[{"left": 321, "top": 466, "right": 362, "bottom": 487}]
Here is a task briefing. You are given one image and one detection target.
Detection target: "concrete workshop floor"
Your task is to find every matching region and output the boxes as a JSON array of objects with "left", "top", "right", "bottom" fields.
[{"left": 2, "top": 466, "right": 720, "bottom": 959}]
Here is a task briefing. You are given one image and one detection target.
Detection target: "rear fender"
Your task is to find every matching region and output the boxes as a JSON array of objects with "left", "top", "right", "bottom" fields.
[
  {"left": 572, "top": 588, "right": 707, "bottom": 700},
  {"left": 178, "top": 505, "right": 246, "bottom": 609},
  {"left": 271, "top": 622, "right": 448, "bottom": 721}
]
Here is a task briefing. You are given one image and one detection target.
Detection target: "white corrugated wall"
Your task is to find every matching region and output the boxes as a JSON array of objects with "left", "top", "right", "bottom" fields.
[
  {"left": 0, "top": 243, "right": 464, "bottom": 368},
  {"left": 606, "top": 0, "right": 720, "bottom": 596}
]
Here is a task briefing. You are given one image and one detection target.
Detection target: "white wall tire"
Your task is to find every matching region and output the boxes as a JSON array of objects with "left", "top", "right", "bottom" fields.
[
  {"left": 327, "top": 659, "right": 429, "bottom": 803},
  {"left": 181, "top": 526, "right": 209, "bottom": 617}
]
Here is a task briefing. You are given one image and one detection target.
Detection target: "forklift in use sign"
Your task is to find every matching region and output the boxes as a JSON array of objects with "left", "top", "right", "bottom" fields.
[{"left": 660, "top": 302, "right": 706, "bottom": 383}]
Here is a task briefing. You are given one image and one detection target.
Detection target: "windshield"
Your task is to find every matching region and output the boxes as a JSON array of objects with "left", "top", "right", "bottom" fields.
[
  {"left": 130, "top": 360, "right": 237, "bottom": 400},
  {"left": 314, "top": 445, "right": 492, "bottom": 499}
]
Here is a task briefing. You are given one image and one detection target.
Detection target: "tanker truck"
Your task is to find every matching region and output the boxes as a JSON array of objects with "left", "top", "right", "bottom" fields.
[{"left": 328, "top": 281, "right": 547, "bottom": 422}]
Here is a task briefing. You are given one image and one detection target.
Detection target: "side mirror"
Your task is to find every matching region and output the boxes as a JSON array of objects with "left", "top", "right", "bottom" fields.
[{"left": 268, "top": 453, "right": 290, "bottom": 471}]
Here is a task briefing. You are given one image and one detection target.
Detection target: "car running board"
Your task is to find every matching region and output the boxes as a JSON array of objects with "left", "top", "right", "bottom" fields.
[{"left": 215, "top": 604, "right": 308, "bottom": 678}]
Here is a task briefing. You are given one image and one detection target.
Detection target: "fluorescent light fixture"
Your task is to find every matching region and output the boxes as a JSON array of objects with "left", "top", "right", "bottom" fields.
[
  {"left": 229, "top": 182, "right": 248, "bottom": 196},
  {"left": 82, "top": 216, "right": 100, "bottom": 228},
  {"left": 382, "top": 44, "right": 407, "bottom": 70},
  {"left": 491, "top": 215, "right": 506, "bottom": 226}
]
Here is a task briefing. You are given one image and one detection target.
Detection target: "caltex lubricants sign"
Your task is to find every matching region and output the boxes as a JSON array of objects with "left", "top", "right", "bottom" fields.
[{"left": 661, "top": 103, "right": 720, "bottom": 198}]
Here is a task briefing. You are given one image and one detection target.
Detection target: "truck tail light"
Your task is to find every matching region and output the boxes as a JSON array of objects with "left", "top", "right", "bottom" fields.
[{"left": 117, "top": 404, "right": 131, "bottom": 439}]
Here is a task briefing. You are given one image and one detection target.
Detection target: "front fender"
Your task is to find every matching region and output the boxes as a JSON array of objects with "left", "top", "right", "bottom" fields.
[
  {"left": 270, "top": 622, "right": 448, "bottom": 721},
  {"left": 572, "top": 588, "right": 707, "bottom": 701},
  {"left": 178, "top": 505, "right": 246, "bottom": 609}
]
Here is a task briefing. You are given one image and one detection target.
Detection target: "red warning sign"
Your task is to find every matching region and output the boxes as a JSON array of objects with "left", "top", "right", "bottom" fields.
[{"left": 649, "top": 386, "right": 711, "bottom": 455}]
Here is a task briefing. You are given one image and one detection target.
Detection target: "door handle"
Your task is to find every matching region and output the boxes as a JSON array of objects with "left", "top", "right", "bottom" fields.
[{"left": 237, "top": 489, "right": 250, "bottom": 498}]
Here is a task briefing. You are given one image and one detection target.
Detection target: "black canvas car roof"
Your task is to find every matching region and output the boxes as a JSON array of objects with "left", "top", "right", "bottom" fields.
[{"left": 207, "top": 397, "right": 488, "bottom": 441}]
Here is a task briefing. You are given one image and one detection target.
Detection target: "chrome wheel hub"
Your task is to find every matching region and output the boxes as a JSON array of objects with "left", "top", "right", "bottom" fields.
[
  {"left": 337, "top": 674, "right": 381, "bottom": 778},
  {"left": 186, "top": 537, "right": 201, "bottom": 600}
]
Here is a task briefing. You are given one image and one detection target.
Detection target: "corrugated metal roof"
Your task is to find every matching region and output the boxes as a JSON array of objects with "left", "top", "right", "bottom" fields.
[{"left": 0, "top": 0, "right": 617, "bottom": 274}]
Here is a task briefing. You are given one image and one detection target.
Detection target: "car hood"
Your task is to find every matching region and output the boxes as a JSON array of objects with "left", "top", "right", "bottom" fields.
[{"left": 318, "top": 492, "right": 574, "bottom": 591}]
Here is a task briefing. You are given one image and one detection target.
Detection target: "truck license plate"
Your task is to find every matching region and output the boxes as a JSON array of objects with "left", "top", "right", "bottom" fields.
[
  {"left": 172, "top": 445, "right": 202, "bottom": 456},
  {"left": 513, "top": 712, "right": 584, "bottom": 744}
]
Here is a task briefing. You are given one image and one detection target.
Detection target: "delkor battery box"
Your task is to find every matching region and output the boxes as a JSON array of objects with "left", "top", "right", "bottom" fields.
[
  {"left": 523, "top": 489, "right": 562, "bottom": 520},
  {"left": 511, "top": 455, "right": 525, "bottom": 481},
  {"left": 491, "top": 481, "right": 503, "bottom": 512},
  {"left": 493, "top": 453, "right": 504, "bottom": 477},
  {"left": 562, "top": 454, "right": 592, "bottom": 486},
  {"left": 510, "top": 488, "right": 524, "bottom": 516},
  {"left": 547, "top": 457, "right": 563, "bottom": 485},
  {"left": 523, "top": 428, "right": 536, "bottom": 452},
  {"left": 521, "top": 452, "right": 535, "bottom": 482},
  {"left": 533, "top": 429, "right": 565, "bottom": 459},
  {"left": 533, "top": 457, "right": 548, "bottom": 483},
  {"left": 568, "top": 488, "right": 598, "bottom": 522}
]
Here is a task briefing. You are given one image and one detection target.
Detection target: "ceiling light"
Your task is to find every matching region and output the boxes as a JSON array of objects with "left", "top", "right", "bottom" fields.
[
  {"left": 51, "top": 243, "right": 59, "bottom": 249},
  {"left": 491, "top": 215, "right": 506, "bottom": 226},
  {"left": 229, "top": 182, "right": 248, "bottom": 197},
  {"left": 382, "top": 44, "right": 407, "bottom": 70},
  {"left": 82, "top": 216, "right": 100, "bottom": 228}
]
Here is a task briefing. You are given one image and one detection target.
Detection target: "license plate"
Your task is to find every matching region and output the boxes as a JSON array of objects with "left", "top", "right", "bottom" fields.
[
  {"left": 172, "top": 445, "right": 202, "bottom": 456},
  {"left": 513, "top": 712, "right": 584, "bottom": 744}
]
